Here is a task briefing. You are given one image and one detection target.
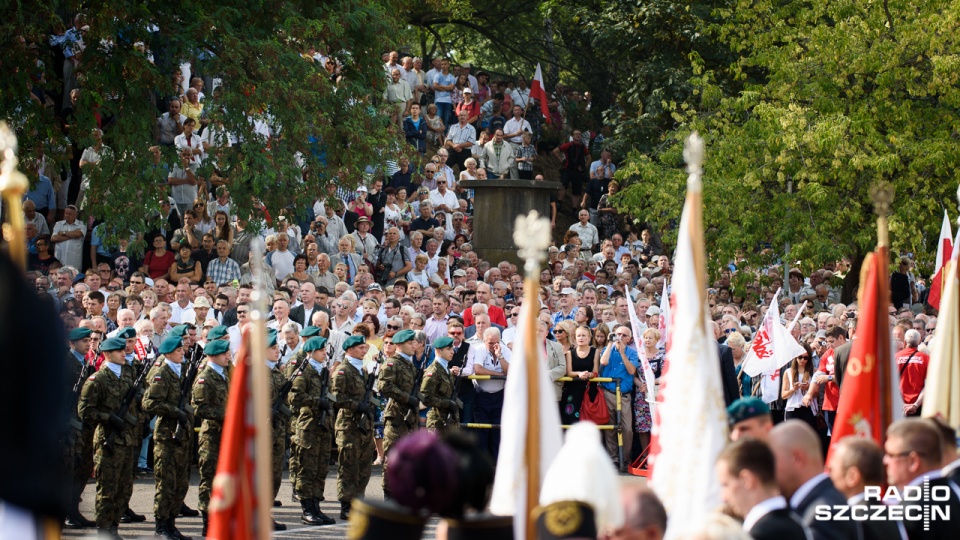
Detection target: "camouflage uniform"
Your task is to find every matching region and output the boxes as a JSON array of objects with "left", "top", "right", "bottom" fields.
[
  {"left": 78, "top": 362, "right": 140, "bottom": 529},
  {"left": 332, "top": 362, "right": 375, "bottom": 505},
  {"left": 191, "top": 363, "right": 229, "bottom": 512},
  {"left": 288, "top": 360, "right": 334, "bottom": 501},
  {"left": 142, "top": 361, "right": 193, "bottom": 521},
  {"left": 376, "top": 353, "right": 418, "bottom": 490},
  {"left": 269, "top": 362, "right": 287, "bottom": 499},
  {"left": 421, "top": 362, "right": 459, "bottom": 432},
  {"left": 284, "top": 349, "right": 309, "bottom": 490},
  {"left": 64, "top": 351, "right": 93, "bottom": 519}
]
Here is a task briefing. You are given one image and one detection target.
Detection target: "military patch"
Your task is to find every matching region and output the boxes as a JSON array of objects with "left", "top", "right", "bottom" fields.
[
  {"left": 337, "top": 370, "right": 345, "bottom": 375},
  {"left": 197, "top": 379, "right": 205, "bottom": 384},
  {"left": 426, "top": 372, "right": 433, "bottom": 377},
  {"left": 386, "top": 362, "right": 394, "bottom": 367},
  {"left": 154, "top": 376, "right": 162, "bottom": 381},
  {"left": 88, "top": 375, "right": 96, "bottom": 380}
]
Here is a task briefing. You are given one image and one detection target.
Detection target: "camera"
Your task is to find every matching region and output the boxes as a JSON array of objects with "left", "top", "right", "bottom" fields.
[{"left": 610, "top": 333, "right": 621, "bottom": 343}]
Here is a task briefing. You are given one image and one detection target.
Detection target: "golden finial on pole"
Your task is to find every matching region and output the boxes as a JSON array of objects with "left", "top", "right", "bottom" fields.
[
  {"left": 870, "top": 183, "right": 894, "bottom": 249},
  {"left": 0, "top": 122, "right": 30, "bottom": 270}
]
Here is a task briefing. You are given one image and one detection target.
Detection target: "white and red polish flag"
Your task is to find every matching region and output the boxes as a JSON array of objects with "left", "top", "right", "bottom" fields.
[
  {"left": 927, "top": 210, "right": 953, "bottom": 310},
  {"left": 529, "top": 63, "right": 552, "bottom": 124}
]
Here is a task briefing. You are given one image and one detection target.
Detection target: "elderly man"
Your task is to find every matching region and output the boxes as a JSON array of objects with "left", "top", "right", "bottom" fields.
[
  {"left": 206, "top": 240, "right": 242, "bottom": 286},
  {"left": 23, "top": 199, "right": 50, "bottom": 235},
  {"left": 569, "top": 209, "right": 600, "bottom": 255},
  {"left": 266, "top": 233, "right": 296, "bottom": 283},
  {"left": 482, "top": 129, "right": 516, "bottom": 179},
  {"left": 463, "top": 326, "right": 510, "bottom": 459},
  {"left": 827, "top": 437, "right": 903, "bottom": 540},
  {"left": 444, "top": 109, "right": 477, "bottom": 172},
  {"left": 383, "top": 68, "right": 412, "bottom": 127},
  {"left": 52, "top": 205, "right": 86, "bottom": 271},
  {"left": 598, "top": 324, "right": 640, "bottom": 467},
  {"left": 895, "top": 329, "right": 929, "bottom": 417},
  {"left": 429, "top": 174, "right": 459, "bottom": 214}
]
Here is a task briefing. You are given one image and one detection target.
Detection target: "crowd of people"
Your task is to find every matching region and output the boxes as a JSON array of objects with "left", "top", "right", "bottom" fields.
[{"left": 12, "top": 15, "right": 960, "bottom": 540}]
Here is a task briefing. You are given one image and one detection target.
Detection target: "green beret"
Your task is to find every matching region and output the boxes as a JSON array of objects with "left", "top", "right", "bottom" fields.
[
  {"left": 168, "top": 325, "right": 189, "bottom": 338},
  {"left": 69, "top": 327, "right": 93, "bottom": 341},
  {"left": 267, "top": 329, "right": 278, "bottom": 348},
  {"left": 204, "top": 339, "right": 231, "bottom": 356},
  {"left": 100, "top": 336, "right": 127, "bottom": 352},
  {"left": 300, "top": 326, "right": 322, "bottom": 337},
  {"left": 343, "top": 335, "right": 366, "bottom": 351},
  {"left": 207, "top": 326, "right": 229, "bottom": 340},
  {"left": 392, "top": 329, "right": 416, "bottom": 344},
  {"left": 432, "top": 336, "right": 454, "bottom": 349},
  {"left": 158, "top": 336, "right": 183, "bottom": 355},
  {"left": 117, "top": 327, "right": 137, "bottom": 339},
  {"left": 726, "top": 397, "right": 770, "bottom": 426},
  {"left": 303, "top": 336, "right": 328, "bottom": 352}
]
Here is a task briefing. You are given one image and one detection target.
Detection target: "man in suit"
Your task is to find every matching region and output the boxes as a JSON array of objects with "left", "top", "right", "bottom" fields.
[
  {"left": 289, "top": 282, "right": 328, "bottom": 327},
  {"left": 446, "top": 319, "right": 475, "bottom": 424},
  {"left": 769, "top": 420, "right": 862, "bottom": 540},
  {"left": 716, "top": 438, "right": 810, "bottom": 540},
  {"left": 712, "top": 321, "right": 742, "bottom": 406},
  {"left": 931, "top": 417, "right": 960, "bottom": 486},
  {"left": 827, "top": 437, "right": 905, "bottom": 540},
  {"left": 221, "top": 283, "right": 252, "bottom": 328},
  {"left": 884, "top": 419, "right": 960, "bottom": 540}
]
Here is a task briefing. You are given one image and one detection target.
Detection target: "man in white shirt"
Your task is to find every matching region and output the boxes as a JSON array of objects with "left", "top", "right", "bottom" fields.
[
  {"left": 168, "top": 152, "right": 199, "bottom": 217},
  {"left": 266, "top": 232, "right": 296, "bottom": 282},
  {"left": 568, "top": 209, "right": 600, "bottom": 254},
  {"left": 716, "top": 438, "right": 810, "bottom": 539},
  {"left": 170, "top": 282, "right": 195, "bottom": 324},
  {"left": 502, "top": 105, "right": 532, "bottom": 145},
  {"left": 429, "top": 176, "right": 459, "bottom": 213},
  {"left": 510, "top": 78, "right": 531, "bottom": 109},
  {"left": 444, "top": 110, "right": 476, "bottom": 172},
  {"left": 51, "top": 205, "right": 86, "bottom": 271},
  {"left": 462, "top": 327, "right": 510, "bottom": 458}
]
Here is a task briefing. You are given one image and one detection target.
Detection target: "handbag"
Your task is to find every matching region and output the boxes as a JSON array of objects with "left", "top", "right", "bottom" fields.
[{"left": 579, "top": 382, "right": 610, "bottom": 425}]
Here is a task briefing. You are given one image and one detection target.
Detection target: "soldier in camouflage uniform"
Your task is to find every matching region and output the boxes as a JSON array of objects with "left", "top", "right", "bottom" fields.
[
  {"left": 141, "top": 335, "right": 194, "bottom": 540},
  {"left": 266, "top": 329, "right": 288, "bottom": 531},
  {"left": 190, "top": 339, "right": 231, "bottom": 536},
  {"left": 421, "top": 337, "right": 462, "bottom": 433},
  {"left": 288, "top": 336, "right": 337, "bottom": 525},
  {"left": 64, "top": 327, "right": 97, "bottom": 529},
  {"left": 116, "top": 327, "right": 147, "bottom": 524},
  {"left": 283, "top": 325, "right": 321, "bottom": 499},
  {"left": 332, "top": 335, "right": 377, "bottom": 520},
  {"left": 376, "top": 329, "right": 420, "bottom": 495},
  {"left": 77, "top": 337, "right": 138, "bottom": 539}
]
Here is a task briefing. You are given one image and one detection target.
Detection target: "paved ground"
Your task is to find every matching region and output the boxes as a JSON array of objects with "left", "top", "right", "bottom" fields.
[{"left": 63, "top": 465, "right": 646, "bottom": 539}]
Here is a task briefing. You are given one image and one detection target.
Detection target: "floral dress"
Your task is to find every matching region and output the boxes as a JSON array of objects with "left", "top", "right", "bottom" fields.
[
  {"left": 634, "top": 348, "right": 665, "bottom": 433},
  {"left": 598, "top": 193, "right": 619, "bottom": 240}
]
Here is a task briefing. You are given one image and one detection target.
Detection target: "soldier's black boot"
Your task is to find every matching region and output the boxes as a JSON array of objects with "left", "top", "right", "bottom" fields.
[
  {"left": 155, "top": 518, "right": 174, "bottom": 539},
  {"left": 68, "top": 503, "right": 96, "bottom": 528},
  {"left": 120, "top": 507, "right": 146, "bottom": 523},
  {"left": 167, "top": 518, "right": 192, "bottom": 540},
  {"left": 312, "top": 499, "right": 336, "bottom": 525},
  {"left": 179, "top": 503, "right": 200, "bottom": 517},
  {"left": 272, "top": 518, "right": 287, "bottom": 531},
  {"left": 200, "top": 511, "right": 208, "bottom": 537},
  {"left": 339, "top": 500, "right": 351, "bottom": 520},
  {"left": 300, "top": 499, "right": 322, "bottom": 525}
]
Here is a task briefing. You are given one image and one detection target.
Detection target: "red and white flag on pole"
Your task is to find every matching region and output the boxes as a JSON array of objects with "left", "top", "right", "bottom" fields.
[
  {"left": 927, "top": 210, "right": 953, "bottom": 310},
  {"left": 529, "top": 63, "right": 552, "bottom": 124},
  {"left": 658, "top": 279, "right": 670, "bottom": 348}
]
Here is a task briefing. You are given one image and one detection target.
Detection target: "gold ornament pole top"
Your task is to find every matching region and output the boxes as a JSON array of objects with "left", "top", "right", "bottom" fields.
[
  {"left": 513, "top": 210, "right": 551, "bottom": 540},
  {"left": 0, "top": 122, "right": 29, "bottom": 270},
  {"left": 870, "top": 183, "right": 893, "bottom": 249}
]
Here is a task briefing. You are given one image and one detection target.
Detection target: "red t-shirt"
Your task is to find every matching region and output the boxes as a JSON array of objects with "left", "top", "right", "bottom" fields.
[
  {"left": 144, "top": 249, "right": 175, "bottom": 279},
  {"left": 816, "top": 348, "right": 840, "bottom": 411},
  {"left": 895, "top": 347, "right": 929, "bottom": 404},
  {"left": 462, "top": 304, "right": 507, "bottom": 328}
]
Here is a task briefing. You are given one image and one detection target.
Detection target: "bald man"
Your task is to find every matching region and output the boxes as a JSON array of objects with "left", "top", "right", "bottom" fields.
[
  {"left": 769, "top": 421, "right": 862, "bottom": 540},
  {"left": 827, "top": 437, "right": 904, "bottom": 540},
  {"left": 605, "top": 485, "right": 667, "bottom": 540}
]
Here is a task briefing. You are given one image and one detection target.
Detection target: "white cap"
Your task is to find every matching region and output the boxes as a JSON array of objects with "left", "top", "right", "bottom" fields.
[
  {"left": 645, "top": 306, "right": 661, "bottom": 317},
  {"left": 559, "top": 287, "right": 577, "bottom": 296}
]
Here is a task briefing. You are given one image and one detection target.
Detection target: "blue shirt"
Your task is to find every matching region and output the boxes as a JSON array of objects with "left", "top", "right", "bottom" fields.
[
  {"left": 105, "top": 362, "right": 123, "bottom": 378},
  {"left": 599, "top": 345, "right": 640, "bottom": 393},
  {"left": 433, "top": 73, "right": 455, "bottom": 103},
  {"left": 24, "top": 175, "right": 56, "bottom": 211},
  {"left": 308, "top": 359, "right": 325, "bottom": 374},
  {"left": 435, "top": 358, "right": 449, "bottom": 373},
  {"left": 209, "top": 362, "right": 226, "bottom": 378},
  {"left": 165, "top": 359, "right": 182, "bottom": 378}
]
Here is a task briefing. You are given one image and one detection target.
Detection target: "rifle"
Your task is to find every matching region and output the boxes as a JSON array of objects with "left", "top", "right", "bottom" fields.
[
  {"left": 69, "top": 358, "right": 93, "bottom": 431},
  {"left": 103, "top": 361, "right": 151, "bottom": 453},
  {"left": 172, "top": 347, "right": 203, "bottom": 442},
  {"left": 445, "top": 374, "right": 463, "bottom": 426},
  {"left": 356, "top": 363, "right": 381, "bottom": 435},
  {"left": 403, "top": 363, "right": 426, "bottom": 428},
  {"left": 316, "top": 365, "right": 333, "bottom": 432},
  {"left": 272, "top": 355, "right": 309, "bottom": 425}
]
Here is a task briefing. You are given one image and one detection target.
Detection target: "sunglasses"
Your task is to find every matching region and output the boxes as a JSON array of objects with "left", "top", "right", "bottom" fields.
[
  {"left": 387, "top": 325, "right": 400, "bottom": 330},
  {"left": 130, "top": 280, "right": 144, "bottom": 285},
  {"left": 724, "top": 328, "right": 736, "bottom": 334},
  {"left": 237, "top": 310, "right": 249, "bottom": 315},
  {"left": 554, "top": 328, "right": 565, "bottom": 334},
  {"left": 107, "top": 286, "right": 120, "bottom": 291}
]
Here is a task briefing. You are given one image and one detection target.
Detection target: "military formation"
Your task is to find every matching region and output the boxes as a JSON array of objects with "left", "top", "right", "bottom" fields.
[{"left": 62, "top": 322, "right": 464, "bottom": 539}]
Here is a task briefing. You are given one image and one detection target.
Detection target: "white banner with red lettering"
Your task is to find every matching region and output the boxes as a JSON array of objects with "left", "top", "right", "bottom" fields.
[{"left": 741, "top": 289, "right": 807, "bottom": 387}]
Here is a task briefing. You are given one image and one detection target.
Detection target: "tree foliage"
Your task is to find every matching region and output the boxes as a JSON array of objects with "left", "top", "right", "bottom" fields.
[
  {"left": 3, "top": 0, "right": 406, "bottom": 243},
  {"left": 614, "top": 0, "right": 960, "bottom": 275}
]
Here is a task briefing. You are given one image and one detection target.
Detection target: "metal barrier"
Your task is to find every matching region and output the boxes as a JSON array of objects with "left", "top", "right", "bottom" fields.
[{"left": 463, "top": 375, "right": 626, "bottom": 471}]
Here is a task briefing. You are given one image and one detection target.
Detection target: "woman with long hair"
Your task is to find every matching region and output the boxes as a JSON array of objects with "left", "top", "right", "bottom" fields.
[
  {"left": 560, "top": 325, "right": 600, "bottom": 424},
  {"left": 782, "top": 343, "right": 818, "bottom": 432},
  {"left": 213, "top": 210, "right": 234, "bottom": 244},
  {"left": 193, "top": 199, "right": 215, "bottom": 235},
  {"left": 593, "top": 323, "right": 611, "bottom": 350},
  {"left": 574, "top": 305, "right": 595, "bottom": 329}
]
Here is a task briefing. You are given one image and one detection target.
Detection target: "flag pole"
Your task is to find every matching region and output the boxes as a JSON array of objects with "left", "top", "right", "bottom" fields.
[
  {"left": 248, "top": 238, "right": 273, "bottom": 539},
  {"left": 513, "top": 211, "right": 551, "bottom": 540},
  {"left": 0, "top": 123, "right": 29, "bottom": 271},
  {"left": 682, "top": 133, "right": 707, "bottom": 302},
  {"left": 870, "top": 184, "right": 894, "bottom": 441}
]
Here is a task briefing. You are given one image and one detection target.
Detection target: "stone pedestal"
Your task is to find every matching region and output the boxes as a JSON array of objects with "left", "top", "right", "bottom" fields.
[{"left": 461, "top": 179, "right": 561, "bottom": 266}]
